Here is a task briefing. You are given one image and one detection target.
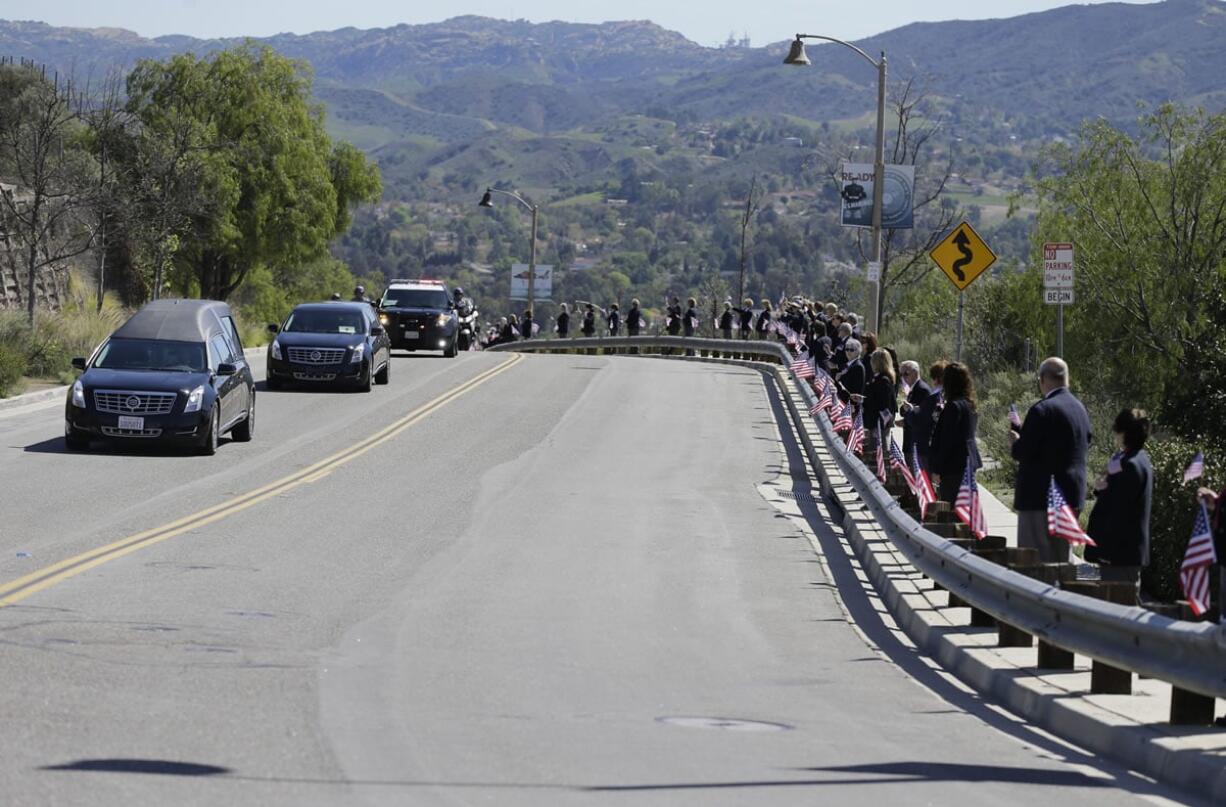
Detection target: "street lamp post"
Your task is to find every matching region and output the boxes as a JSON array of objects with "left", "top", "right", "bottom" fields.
[
  {"left": 785, "top": 34, "right": 886, "bottom": 336},
  {"left": 479, "top": 187, "right": 539, "bottom": 314}
]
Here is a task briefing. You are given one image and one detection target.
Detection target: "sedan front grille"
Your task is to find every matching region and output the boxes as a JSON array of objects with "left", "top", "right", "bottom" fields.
[
  {"left": 101, "top": 426, "right": 164, "bottom": 438},
  {"left": 287, "top": 347, "right": 346, "bottom": 365},
  {"left": 94, "top": 390, "right": 177, "bottom": 415}
]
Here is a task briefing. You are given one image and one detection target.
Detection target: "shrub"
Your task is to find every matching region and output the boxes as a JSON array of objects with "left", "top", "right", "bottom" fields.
[
  {"left": 1143, "top": 435, "right": 1225, "bottom": 602},
  {"left": 0, "top": 341, "right": 23, "bottom": 398}
]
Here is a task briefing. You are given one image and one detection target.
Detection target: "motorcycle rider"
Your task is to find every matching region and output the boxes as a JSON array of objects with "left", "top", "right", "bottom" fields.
[
  {"left": 352, "top": 284, "right": 370, "bottom": 303},
  {"left": 452, "top": 286, "right": 474, "bottom": 315},
  {"left": 452, "top": 286, "right": 478, "bottom": 350}
]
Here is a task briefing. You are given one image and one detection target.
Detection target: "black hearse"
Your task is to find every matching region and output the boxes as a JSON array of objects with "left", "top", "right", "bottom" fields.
[{"left": 64, "top": 299, "right": 256, "bottom": 454}]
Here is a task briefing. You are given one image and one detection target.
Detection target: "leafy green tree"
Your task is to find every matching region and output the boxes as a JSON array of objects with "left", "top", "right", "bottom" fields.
[
  {"left": 1031, "top": 105, "right": 1226, "bottom": 424},
  {"left": 124, "top": 44, "right": 382, "bottom": 300}
]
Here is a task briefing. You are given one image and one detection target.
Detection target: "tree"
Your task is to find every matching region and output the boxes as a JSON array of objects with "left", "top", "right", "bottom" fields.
[
  {"left": 76, "top": 71, "right": 128, "bottom": 311},
  {"left": 0, "top": 63, "right": 99, "bottom": 324},
  {"left": 1031, "top": 105, "right": 1226, "bottom": 426},
  {"left": 124, "top": 45, "right": 382, "bottom": 300}
]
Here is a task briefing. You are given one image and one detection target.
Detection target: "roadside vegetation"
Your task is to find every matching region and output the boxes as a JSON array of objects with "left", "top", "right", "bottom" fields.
[
  {"left": 0, "top": 45, "right": 382, "bottom": 392},
  {"left": 889, "top": 105, "right": 1226, "bottom": 600}
]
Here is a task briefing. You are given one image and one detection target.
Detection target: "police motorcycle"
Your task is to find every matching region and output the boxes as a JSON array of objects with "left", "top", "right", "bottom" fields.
[{"left": 452, "top": 288, "right": 480, "bottom": 351}]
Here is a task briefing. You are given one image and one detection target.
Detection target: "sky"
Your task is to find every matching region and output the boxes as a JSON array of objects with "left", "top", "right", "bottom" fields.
[{"left": 0, "top": 0, "right": 1162, "bottom": 46}]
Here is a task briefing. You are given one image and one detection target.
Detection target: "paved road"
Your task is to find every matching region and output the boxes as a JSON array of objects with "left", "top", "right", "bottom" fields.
[{"left": 0, "top": 353, "right": 1195, "bottom": 805}]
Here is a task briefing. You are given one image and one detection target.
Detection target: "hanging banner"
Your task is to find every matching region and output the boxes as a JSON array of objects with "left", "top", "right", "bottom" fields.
[{"left": 840, "top": 163, "right": 915, "bottom": 230}]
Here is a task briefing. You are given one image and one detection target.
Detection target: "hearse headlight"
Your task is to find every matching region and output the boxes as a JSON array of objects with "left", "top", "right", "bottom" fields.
[
  {"left": 271, "top": 340, "right": 283, "bottom": 361},
  {"left": 184, "top": 385, "right": 206, "bottom": 413},
  {"left": 72, "top": 380, "right": 86, "bottom": 408},
  {"left": 350, "top": 343, "right": 366, "bottom": 364}
]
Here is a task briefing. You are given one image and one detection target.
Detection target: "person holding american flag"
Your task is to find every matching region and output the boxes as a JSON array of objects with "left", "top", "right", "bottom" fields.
[
  {"left": 1084, "top": 409, "right": 1153, "bottom": 595},
  {"left": 1193, "top": 459, "right": 1226, "bottom": 726},
  {"left": 928, "top": 363, "right": 981, "bottom": 505},
  {"left": 1008, "top": 358, "right": 1093, "bottom": 563}
]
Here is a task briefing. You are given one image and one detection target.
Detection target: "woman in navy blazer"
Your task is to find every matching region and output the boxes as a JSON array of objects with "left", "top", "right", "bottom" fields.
[
  {"left": 928, "top": 362, "right": 980, "bottom": 504},
  {"left": 1087, "top": 409, "right": 1153, "bottom": 573}
]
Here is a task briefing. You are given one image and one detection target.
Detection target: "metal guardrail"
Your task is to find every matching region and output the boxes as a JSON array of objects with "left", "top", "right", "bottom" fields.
[{"left": 492, "top": 334, "right": 1226, "bottom": 700}]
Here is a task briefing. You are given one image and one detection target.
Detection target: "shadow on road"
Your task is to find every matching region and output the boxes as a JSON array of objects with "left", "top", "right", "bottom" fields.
[
  {"left": 22, "top": 436, "right": 228, "bottom": 457},
  {"left": 42, "top": 759, "right": 230, "bottom": 776}
]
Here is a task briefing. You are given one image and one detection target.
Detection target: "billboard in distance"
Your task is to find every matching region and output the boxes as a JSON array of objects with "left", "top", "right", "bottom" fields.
[{"left": 840, "top": 163, "right": 915, "bottom": 230}]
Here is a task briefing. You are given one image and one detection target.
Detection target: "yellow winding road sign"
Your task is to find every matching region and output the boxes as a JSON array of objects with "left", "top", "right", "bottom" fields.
[{"left": 930, "top": 221, "right": 997, "bottom": 291}]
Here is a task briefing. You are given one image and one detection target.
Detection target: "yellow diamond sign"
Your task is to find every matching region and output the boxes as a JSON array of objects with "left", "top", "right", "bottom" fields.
[{"left": 930, "top": 221, "right": 997, "bottom": 291}]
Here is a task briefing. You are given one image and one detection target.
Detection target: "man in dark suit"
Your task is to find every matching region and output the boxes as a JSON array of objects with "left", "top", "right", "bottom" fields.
[
  {"left": 898, "top": 360, "right": 933, "bottom": 458},
  {"left": 904, "top": 360, "right": 945, "bottom": 470},
  {"left": 1010, "top": 357, "right": 1093, "bottom": 562}
]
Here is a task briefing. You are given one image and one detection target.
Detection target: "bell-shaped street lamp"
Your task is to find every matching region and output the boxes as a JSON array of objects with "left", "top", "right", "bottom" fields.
[{"left": 783, "top": 37, "right": 811, "bottom": 66}]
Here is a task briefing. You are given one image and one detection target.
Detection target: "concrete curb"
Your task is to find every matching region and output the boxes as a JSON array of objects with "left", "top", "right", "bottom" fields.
[
  {"left": 770, "top": 368, "right": 1226, "bottom": 803},
  {"left": 0, "top": 384, "right": 68, "bottom": 412},
  {"left": 0, "top": 346, "right": 267, "bottom": 415}
]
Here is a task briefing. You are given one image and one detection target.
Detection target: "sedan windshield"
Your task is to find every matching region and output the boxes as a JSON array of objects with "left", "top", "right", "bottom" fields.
[
  {"left": 283, "top": 309, "right": 366, "bottom": 335},
  {"left": 381, "top": 289, "right": 449, "bottom": 309},
  {"left": 93, "top": 339, "right": 207, "bottom": 373}
]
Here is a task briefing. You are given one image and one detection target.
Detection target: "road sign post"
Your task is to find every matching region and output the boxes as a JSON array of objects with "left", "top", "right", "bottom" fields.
[
  {"left": 1043, "top": 242, "right": 1074, "bottom": 358},
  {"left": 930, "top": 221, "right": 997, "bottom": 363}
]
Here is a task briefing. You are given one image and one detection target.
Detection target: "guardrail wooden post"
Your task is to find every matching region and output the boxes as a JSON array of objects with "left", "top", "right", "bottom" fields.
[
  {"left": 1161, "top": 601, "right": 1220, "bottom": 724},
  {"left": 966, "top": 536, "right": 1008, "bottom": 627},
  {"left": 1062, "top": 580, "right": 1136, "bottom": 694},
  {"left": 1011, "top": 562, "right": 1076, "bottom": 669},
  {"left": 998, "top": 547, "right": 1041, "bottom": 646}
]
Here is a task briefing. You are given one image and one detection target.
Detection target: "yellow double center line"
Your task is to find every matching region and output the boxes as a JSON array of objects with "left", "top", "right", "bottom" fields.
[{"left": 0, "top": 353, "right": 524, "bottom": 608}]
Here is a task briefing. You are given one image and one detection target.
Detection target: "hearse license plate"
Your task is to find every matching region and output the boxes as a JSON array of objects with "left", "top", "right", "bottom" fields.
[
  {"left": 118, "top": 416, "right": 144, "bottom": 431},
  {"left": 405, "top": 330, "right": 419, "bottom": 338}
]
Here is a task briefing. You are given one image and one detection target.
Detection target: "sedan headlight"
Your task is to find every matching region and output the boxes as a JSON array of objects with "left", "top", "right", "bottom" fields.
[
  {"left": 184, "top": 385, "right": 206, "bottom": 413},
  {"left": 350, "top": 343, "right": 366, "bottom": 364},
  {"left": 436, "top": 313, "right": 449, "bottom": 327},
  {"left": 72, "top": 380, "right": 85, "bottom": 408},
  {"left": 270, "top": 340, "right": 282, "bottom": 361}
]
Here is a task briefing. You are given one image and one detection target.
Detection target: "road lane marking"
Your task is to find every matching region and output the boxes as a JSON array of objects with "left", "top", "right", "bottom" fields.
[{"left": 0, "top": 354, "right": 523, "bottom": 608}]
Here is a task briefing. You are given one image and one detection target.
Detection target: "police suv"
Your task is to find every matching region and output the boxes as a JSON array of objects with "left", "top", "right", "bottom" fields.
[{"left": 377, "top": 279, "right": 459, "bottom": 357}]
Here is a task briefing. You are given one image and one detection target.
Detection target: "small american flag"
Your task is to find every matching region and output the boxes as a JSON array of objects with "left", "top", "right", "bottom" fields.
[
  {"left": 902, "top": 379, "right": 913, "bottom": 398},
  {"left": 790, "top": 355, "right": 815, "bottom": 379},
  {"left": 808, "top": 396, "right": 823, "bottom": 417},
  {"left": 832, "top": 401, "right": 853, "bottom": 432},
  {"left": 1183, "top": 452, "right": 1205, "bottom": 483},
  {"left": 889, "top": 437, "right": 917, "bottom": 491},
  {"left": 1181, "top": 502, "right": 1218, "bottom": 617},
  {"left": 847, "top": 408, "right": 865, "bottom": 455},
  {"left": 1106, "top": 451, "right": 1123, "bottom": 476},
  {"left": 955, "top": 465, "right": 988, "bottom": 540},
  {"left": 1008, "top": 404, "right": 1022, "bottom": 430},
  {"left": 1047, "top": 478, "right": 1096, "bottom": 546},
  {"left": 823, "top": 381, "right": 838, "bottom": 413},
  {"left": 875, "top": 426, "right": 887, "bottom": 482},
  {"left": 911, "top": 444, "right": 937, "bottom": 519}
]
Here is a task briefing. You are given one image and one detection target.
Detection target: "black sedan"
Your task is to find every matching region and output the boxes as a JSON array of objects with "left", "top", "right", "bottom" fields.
[
  {"left": 65, "top": 299, "right": 256, "bottom": 455},
  {"left": 266, "top": 302, "right": 391, "bottom": 391}
]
